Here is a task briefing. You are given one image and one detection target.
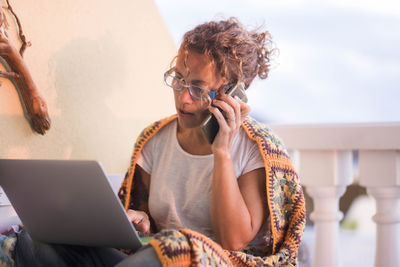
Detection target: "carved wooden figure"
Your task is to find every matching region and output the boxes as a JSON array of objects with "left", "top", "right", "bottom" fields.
[{"left": 0, "top": 2, "right": 50, "bottom": 135}]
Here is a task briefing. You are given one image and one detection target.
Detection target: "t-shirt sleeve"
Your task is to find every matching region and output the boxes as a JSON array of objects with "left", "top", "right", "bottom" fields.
[
  {"left": 136, "top": 138, "right": 154, "bottom": 174},
  {"left": 241, "top": 141, "right": 265, "bottom": 176}
]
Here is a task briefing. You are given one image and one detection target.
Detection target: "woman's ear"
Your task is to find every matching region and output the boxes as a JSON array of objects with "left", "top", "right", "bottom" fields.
[{"left": 217, "top": 77, "right": 229, "bottom": 94}]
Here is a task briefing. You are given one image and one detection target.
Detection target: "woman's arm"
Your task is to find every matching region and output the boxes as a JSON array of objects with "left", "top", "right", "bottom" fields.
[
  {"left": 209, "top": 94, "right": 266, "bottom": 251},
  {"left": 211, "top": 159, "right": 266, "bottom": 251},
  {"left": 127, "top": 165, "right": 152, "bottom": 235}
]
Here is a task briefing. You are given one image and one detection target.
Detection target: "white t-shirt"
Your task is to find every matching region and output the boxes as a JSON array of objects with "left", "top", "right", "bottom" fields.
[{"left": 137, "top": 120, "right": 265, "bottom": 241}]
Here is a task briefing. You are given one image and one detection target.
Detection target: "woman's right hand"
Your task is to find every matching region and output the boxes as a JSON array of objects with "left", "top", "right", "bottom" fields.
[{"left": 126, "top": 209, "right": 150, "bottom": 235}]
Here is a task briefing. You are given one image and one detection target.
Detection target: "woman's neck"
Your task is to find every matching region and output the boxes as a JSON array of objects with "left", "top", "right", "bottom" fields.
[{"left": 176, "top": 124, "right": 212, "bottom": 155}]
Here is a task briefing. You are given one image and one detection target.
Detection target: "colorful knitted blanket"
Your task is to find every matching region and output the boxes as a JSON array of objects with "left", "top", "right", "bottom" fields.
[
  {"left": 119, "top": 115, "right": 306, "bottom": 266},
  {"left": 0, "top": 228, "right": 18, "bottom": 267}
]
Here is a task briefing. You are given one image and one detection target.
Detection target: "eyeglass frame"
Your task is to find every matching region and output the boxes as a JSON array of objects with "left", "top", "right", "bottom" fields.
[{"left": 164, "top": 68, "right": 233, "bottom": 101}]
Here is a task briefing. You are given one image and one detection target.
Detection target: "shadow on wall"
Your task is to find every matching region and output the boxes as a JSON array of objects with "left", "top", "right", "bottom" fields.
[
  {"left": 0, "top": 30, "right": 167, "bottom": 172},
  {"left": 48, "top": 34, "right": 130, "bottom": 159}
]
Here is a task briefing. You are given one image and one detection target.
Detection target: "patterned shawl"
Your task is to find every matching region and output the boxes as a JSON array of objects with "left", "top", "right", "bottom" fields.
[{"left": 118, "top": 115, "right": 306, "bottom": 266}]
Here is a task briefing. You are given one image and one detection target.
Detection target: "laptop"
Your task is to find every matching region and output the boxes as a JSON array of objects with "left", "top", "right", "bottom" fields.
[{"left": 0, "top": 159, "right": 144, "bottom": 251}]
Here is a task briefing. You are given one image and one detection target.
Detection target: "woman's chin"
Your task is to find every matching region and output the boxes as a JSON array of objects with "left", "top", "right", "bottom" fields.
[
  {"left": 177, "top": 116, "right": 202, "bottom": 129},
  {"left": 176, "top": 109, "right": 209, "bottom": 129}
]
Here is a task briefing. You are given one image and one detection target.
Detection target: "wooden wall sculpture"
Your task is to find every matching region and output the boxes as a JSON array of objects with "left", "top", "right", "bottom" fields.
[{"left": 0, "top": 1, "right": 50, "bottom": 135}]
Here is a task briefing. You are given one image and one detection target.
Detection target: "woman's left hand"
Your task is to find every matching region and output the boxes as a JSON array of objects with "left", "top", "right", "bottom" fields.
[{"left": 208, "top": 93, "right": 250, "bottom": 154}]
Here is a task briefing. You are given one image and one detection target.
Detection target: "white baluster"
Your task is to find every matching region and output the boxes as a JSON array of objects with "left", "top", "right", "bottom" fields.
[
  {"left": 359, "top": 150, "right": 400, "bottom": 267},
  {"left": 300, "top": 150, "right": 353, "bottom": 267}
]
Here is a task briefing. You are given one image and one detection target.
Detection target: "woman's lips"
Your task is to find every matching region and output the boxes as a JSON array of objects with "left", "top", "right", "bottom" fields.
[{"left": 178, "top": 109, "right": 194, "bottom": 117}]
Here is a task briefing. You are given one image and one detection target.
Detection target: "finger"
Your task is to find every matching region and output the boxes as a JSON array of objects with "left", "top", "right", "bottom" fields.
[
  {"left": 227, "top": 95, "right": 241, "bottom": 123},
  {"left": 219, "top": 94, "right": 241, "bottom": 123},
  {"left": 127, "top": 210, "right": 150, "bottom": 234},
  {"left": 234, "top": 96, "right": 251, "bottom": 119},
  {"left": 136, "top": 220, "right": 150, "bottom": 234},
  {"left": 127, "top": 209, "right": 147, "bottom": 224},
  {"left": 0, "top": 29, "right": 8, "bottom": 43},
  {"left": 212, "top": 99, "right": 235, "bottom": 124},
  {"left": 0, "top": 44, "right": 9, "bottom": 53},
  {"left": 208, "top": 106, "right": 229, "bottom": 130}
]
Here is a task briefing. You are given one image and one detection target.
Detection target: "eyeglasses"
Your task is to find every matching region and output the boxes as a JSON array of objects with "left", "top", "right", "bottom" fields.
[{"left": 164, "top": 68, "right": 225, "bottom": 101}]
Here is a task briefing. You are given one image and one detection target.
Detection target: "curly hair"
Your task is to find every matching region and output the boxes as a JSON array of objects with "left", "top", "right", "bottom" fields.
[{"left": 177, "top": 17, "right": 276, "bottom": 89}]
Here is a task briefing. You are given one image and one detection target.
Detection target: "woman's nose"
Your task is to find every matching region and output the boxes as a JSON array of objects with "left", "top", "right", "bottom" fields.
[{"left": 179, "top": 86, "right": 193, "bottom": 103}]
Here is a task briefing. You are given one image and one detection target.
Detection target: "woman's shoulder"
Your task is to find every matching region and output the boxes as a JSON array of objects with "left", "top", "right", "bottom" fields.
[
  {"left": 136, "top": 115, "right": 177, "bottom": 142},
  {"left": 241, "top": 116, "right": 288, "bottom": 156},
  {"left": 131, "top": 115, "right": 177, "bottom": 156}
]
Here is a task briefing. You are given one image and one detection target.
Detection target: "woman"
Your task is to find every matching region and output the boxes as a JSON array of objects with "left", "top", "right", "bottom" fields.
[
  {"left": 118, "top": 17, "right": 305, "bottom": 266},
  {"left": 0, "top": 17, "right": 305, "bottom": 267}
]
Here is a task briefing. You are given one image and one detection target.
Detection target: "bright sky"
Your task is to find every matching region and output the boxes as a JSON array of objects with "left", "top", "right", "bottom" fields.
[{"left": 155, "top": 0, "right": 400, "bottom": 124}]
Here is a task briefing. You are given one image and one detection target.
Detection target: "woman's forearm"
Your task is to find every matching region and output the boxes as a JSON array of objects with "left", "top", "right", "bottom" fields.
[{"left": 210, "top": 150, "right": 255, "bottom": 251}]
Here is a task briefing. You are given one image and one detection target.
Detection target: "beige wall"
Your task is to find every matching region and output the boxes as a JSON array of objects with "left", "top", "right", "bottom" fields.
[{"left": 0, "top": 0, "right": 177, "bottom": 173}]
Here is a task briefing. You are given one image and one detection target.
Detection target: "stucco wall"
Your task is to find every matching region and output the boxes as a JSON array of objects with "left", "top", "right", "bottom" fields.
[{"left": 0, "top": 0, "right": 176, "bottom": 173}]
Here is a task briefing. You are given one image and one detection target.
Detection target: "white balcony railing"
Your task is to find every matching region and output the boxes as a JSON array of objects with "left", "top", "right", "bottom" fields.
[{"left": 271, "top": 122, "right": 400, "bottom": 267}]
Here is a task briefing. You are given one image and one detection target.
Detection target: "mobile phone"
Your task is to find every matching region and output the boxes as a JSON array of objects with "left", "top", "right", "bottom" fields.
[{"left": 200, "top": 83, "right": 248, "bottom": 144}]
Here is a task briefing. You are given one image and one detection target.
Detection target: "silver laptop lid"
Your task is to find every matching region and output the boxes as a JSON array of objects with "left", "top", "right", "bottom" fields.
[{"left": 0, "top": 159, "right": 142, "bottom": 251}]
